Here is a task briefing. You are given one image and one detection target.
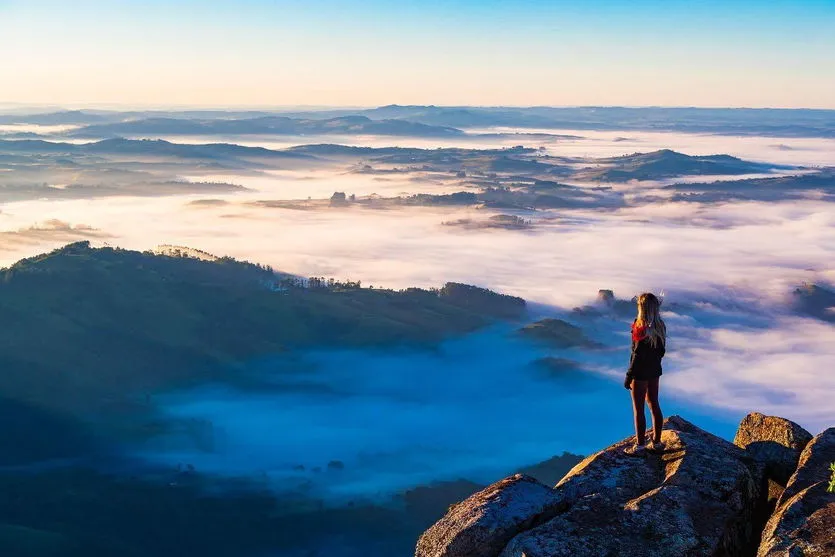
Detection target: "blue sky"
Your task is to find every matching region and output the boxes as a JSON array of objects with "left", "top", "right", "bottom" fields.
[{"left": 1, "top": 0, "right": 833, "bottom": 108}]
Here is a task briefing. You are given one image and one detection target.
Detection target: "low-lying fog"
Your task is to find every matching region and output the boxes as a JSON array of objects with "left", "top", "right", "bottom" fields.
[
  {"left": 0, "top": 123, "right": 80, "bottom": 135},
  {"left": 0, "top": 129, "right": 832, "bottom": 506},
  {"left": 177, "top": 170, "right": 477, "bottom": 199},
  {"left": 138, "top": 326, "right": 740, "bottom": 504}
]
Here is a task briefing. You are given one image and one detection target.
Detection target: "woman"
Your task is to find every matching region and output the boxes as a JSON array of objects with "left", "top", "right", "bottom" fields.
[{"left": 623, "top": 292, "right": 666, "bottom": 456}]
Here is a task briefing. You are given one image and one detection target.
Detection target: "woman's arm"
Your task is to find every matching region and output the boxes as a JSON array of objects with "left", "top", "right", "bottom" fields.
[{"left": 625, "top": 339, "right": 638, "bottom": 389}]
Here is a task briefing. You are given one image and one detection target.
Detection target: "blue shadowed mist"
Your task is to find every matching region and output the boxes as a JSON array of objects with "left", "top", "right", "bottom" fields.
[{"left": 139, "top": 321, "right": 739, "bottom": 505}]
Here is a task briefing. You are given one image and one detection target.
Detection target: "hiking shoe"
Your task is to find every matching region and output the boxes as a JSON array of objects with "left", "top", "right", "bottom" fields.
[
  {"left": 623, "top": 444, "right": 647, "bottom": 457},
  {"left": 648, "top": 441, "right": 666, "bottom": 453}
]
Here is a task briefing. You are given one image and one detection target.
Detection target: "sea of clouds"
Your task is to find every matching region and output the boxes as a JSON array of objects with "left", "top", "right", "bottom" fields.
[{"left": 0, "top": 129, "right": 832, "bottom": 502}]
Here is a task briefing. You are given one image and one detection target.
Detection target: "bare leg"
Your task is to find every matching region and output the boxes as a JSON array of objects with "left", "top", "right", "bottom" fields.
[
  {"left": 630, "top": 380, "right": 648, "bottom": 446},
  {"left": 645, "top": 377, "right": 663, "bottom": 444}
]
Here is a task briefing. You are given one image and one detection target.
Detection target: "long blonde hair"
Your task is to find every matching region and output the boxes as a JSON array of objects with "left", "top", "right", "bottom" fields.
[{"left": 635, "top": 292, "right": 666, "bottom": 347}]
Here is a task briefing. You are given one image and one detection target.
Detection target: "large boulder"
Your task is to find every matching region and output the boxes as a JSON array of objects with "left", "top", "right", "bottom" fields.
[
  {"left": 777, "top": 428, "right": 835, "bottom": 506},
  {"left": 415, "top": 474, "right": 566, "bottom": 557},
  {"left": 758, "top": 428, "right": 835, "bottom": 557},
  {"left": 418, "top": 416, "right": 766, "bottom": 557},
  {"left": 734, "top": 412, "right": 813, "bottom": 486},
  {"left": 499, "top": 416, "right": 762, "bottom": 557}
]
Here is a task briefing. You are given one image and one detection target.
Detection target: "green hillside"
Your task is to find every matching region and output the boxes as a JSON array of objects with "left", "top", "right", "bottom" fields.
[{"left": 0, "top": 242, "right": 525, "bottom": 461}]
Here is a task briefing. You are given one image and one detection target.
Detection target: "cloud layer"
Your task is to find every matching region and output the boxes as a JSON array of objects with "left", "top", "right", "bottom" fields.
[{"left": 0, "top": 130, "right": 832, "bottom": 435}]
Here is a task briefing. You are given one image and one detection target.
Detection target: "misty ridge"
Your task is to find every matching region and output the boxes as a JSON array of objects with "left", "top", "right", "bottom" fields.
[
  {"left": 3, "top": 105, "right": 835, "bottom": 138},
  {"left": 0, "top": 137, "right": 830, "bottom": 208}
]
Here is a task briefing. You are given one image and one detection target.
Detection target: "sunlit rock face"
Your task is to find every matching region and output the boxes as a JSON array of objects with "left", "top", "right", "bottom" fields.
[
  {"left": 415, "top": 474, "right": 567, "bottom": 557},
  {"left": 734, "top": 412, "right": 813, "bottom": 494},
  {"left": 418, "top": 416, "right": 767, "bottom": 557},
  {"left": 417, "top": 414, "right": 835, "bottom": 557}
]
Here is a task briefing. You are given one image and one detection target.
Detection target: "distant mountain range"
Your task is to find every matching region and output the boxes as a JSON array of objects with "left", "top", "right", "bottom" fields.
[
  {"left": 0, "top": 139, "right": 815, "bottom": 205},
  {"left": 364, "top": 105, "right": 835, "bottom": 137},
  {"left": 0, "top": 109, "right": 109, "bottom": 125},
  {"left": 262, "top": 105, "right": 835, "bottom": 137},
  {"left": 3, "top": 106, "right": 835, "bottom": 138},
  {"left": 67, "top": 115, "right": 464, "bottom": 138},
  {"left": 1, "top": 139, "right": 789, "bottom": 179}
]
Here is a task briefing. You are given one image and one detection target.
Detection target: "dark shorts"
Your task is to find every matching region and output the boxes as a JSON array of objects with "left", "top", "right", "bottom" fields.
[{"left": 631, "top": 370, "right": 662, "bottom": 382}]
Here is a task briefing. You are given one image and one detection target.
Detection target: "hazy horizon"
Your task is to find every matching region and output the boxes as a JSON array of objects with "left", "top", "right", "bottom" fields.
[{"left": 4, "top": 103, "right": 835, "bottom": 112}]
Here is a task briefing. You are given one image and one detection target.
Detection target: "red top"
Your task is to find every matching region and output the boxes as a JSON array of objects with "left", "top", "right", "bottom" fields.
[{"left": 632, "top": 321, "right": 648, "bottom": 342}]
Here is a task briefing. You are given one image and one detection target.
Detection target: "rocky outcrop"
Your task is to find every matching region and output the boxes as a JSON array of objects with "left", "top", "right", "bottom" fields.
[
  {"left": 733, "top": 411, "right": 814, "bottom": 530},
  {"left": 757, "top": 483, "right": 834, "bottom": 557},
  {"left": 415, "top": 474, "right": 567, "bottom": 557},
  {"left": 792, "top": 282, "right": 835, "bottom": 323},
  {"left": 416, "top": 416, "right": 835, "bottom": 557},
  {"left": 734, "top": 412, "right": 813, "bottom": 487},
  {"left": 757, "top": 428, "right": 835, "bottom": 557},
  {"left": 502, "top": 416, "right": 762, "bottom": 557},
  {"left": 597, "top": 289, "right": 615, "bottom": 306},
  {"left": 571, "top": 289, "right": 635, "bottom": 318},
  {"left": 777, "top": 428, "right": 835, "bottom": 506},
  {"left": 417, "top": 416, "right": 766, "bottom": 557},
  {"left": 405, "top": 454, "right": 585, "bottom": 529}
]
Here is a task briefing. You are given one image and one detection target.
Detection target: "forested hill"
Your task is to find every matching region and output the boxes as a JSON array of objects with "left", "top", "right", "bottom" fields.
[
  {"left": 0, "top": 241, "right": 527, "bottom": 555},
  {"left": 0, "top": 242, "right": 525, "bottom": 419}
]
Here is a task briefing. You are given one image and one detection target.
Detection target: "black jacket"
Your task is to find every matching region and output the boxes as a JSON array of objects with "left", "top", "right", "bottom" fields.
[{"left": 627, "top": 326, "right": 665, "bottom": 381}]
